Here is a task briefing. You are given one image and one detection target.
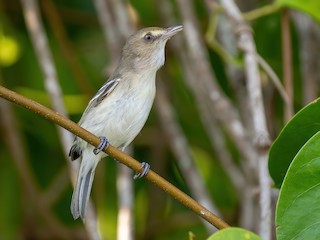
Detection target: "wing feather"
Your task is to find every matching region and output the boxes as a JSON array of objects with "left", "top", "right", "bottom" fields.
[
  {"left": 82, "top": 78, "right": 120, "bottom": 116},
  {"left": 71, "top": 78, "right": 120, "bottom": 161}
]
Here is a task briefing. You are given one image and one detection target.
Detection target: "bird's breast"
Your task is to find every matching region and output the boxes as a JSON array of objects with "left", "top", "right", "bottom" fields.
[{"left": 82, "top": 72, "right": 157, "bottom": 149}]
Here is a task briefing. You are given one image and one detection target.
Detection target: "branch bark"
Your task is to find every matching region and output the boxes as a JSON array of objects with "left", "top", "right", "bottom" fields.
[
  {"left": 160, "top": 0, "right": 255, "bottom": 229},
  {"left": 204, "top": 3, "right": 258, "bottom": 229},
  {"left": 0, "top": 85, "right": 230, "bottom": 230},
  {"left": 117, "top": 153, "right": 134, "bottom": 240},
  {"left": 291, "top": 11, "right": 320, "bottom": 105},
  {"left": 174, "top": 0, "right": 257, "bottom": 173},
  {"left": 41, "top": 0, "right": 95, "bottom": 95},
  {"left": 156, "top": 82, "right": 219, "bottom": 233},
  {"left": 281, "top": 9, "right": 294, "bottom": 121},
  {"left": 218, "top": 0, "right": 272, "bottom": 239},
  {"left": 19, "top": 0, "right": 99, "bottom": 237}
]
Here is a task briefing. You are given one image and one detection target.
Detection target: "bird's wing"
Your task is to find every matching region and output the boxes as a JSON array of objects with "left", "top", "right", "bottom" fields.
[
  {"left": 70, "top": 77, "right": 120, "bottom": 161},
  {"left": 82, "top": 78, "right": 120, "bottom": 116}
]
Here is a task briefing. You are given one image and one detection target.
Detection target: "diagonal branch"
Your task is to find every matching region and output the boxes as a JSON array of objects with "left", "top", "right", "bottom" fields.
[
  {"left": 41, "top": 0, "right": 95, "bottom": 95},
  {"left": 255, "top": 54, "right": 290, "bottom": 106},
  {"left": 156, "top": 82, "right": 219, "bottom": 233},
  {"left": 20, "top": 0, "right": 72, "bottom": 156},
  {"left": 0, "top": 85, "right": 230, "bottom": 230},
  {"left": 217, "top": 0, "right": 272, "bottom": 239},
  {"left": 19, "top": 0, "right": 99, "bottom": 237},
  {"left": 174, "top": 0, "right": 257, "bottom": 174}
]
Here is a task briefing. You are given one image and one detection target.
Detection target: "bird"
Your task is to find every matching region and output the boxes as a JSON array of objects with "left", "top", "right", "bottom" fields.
[{"left": 69, "top": 25, "right": 183, "bottom": 221}]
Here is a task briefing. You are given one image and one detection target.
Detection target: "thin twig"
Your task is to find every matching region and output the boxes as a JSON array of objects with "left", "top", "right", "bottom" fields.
[
  {"left": 159, "top": 1, "right": 251, "bottom": 228},
  {"left": 40, "top": 0, "right": 96, "bottom": 209},
  {"left": 204, "top": 1, "right": 258, "bottom": 229},
  {"left": 0, "top": 85, "right": 230, "bottom": 230},
  {"left": 108, "top": 0, "right": 133, "bottom": 38},
  {"left": 256, "top": 54, "right": 290, "bottom": 105},
  {"left": 174, "top": 0, "right": 257, "bottom": 174},
  {"left": 20, "top": 0, "right": 73, "bottom": 157},
  {"left": 218, "top": 0, "right": 272, "bottom": 239},
  {"left": 19, "top": 0, "right": 99, "bottom": 238},
  {"left": 0, "top": 99, "right": 73, "bottom": 239},
  {"left": 93, "top": 0, "right": 121, "bottom": 62},
  {"left": 117, "top": 148, "right": 134, "bottom": 240},
  {"left": 281, "top": 9, "right": 294, "bottom": 121},
  {"left": 41, "top": 0, "right": 95, "bottom": 95},
  {"left": 291, "top": 11, "right": 320, "bottom": 105},
  {"left": 243, "top": 4, "right": 280, "bottom": 21},
  {"left": 156, "top": 82, "right": 219, "bottom": 233},
  {"left": 41, "top": 167, "right": 70, "bottom": 206},
  {"left": 205, "top": 8, "right": 290, "bottom": 109}
]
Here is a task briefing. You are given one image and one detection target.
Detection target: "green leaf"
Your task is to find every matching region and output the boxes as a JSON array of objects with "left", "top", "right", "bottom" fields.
[
  {"left": 276, "top": 131, "right": 320, "bottom": 240},
  {"left": 207, "top": 227, "right": 261, "bottom": 240},
  {"left": 276, "top": 0, "right": 320, "bottom": 22},
  {"left": 269, "top": 98, "right": 320, "bottom": 188}
]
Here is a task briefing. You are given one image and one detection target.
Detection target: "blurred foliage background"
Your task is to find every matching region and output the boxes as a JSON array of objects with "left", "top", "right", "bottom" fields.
[{"left": 0, "top": 0, "right": 320, "bottom": 239}]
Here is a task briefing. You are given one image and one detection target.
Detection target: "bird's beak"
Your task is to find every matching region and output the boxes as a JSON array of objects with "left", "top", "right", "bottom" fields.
[{"left": 162, "top": 25, "right": 183, "bottom": 40}]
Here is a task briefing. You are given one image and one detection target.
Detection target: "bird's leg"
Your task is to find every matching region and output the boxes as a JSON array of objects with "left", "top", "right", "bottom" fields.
[
  {"left": 93, "top": 136, "right": 109, "bottom": 155},
  {"left": 133, "top": 162, "right": 150, "bottom": 179}
]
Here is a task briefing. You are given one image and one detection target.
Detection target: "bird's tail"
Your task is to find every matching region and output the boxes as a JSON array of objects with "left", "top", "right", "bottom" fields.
[{"left": 71, "top": 150, "right": 100, "bottom": 221}]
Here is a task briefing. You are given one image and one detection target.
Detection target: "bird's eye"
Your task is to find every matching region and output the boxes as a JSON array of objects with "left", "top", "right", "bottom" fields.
[{"left": 144, "top": 33, "right": 154, "bottom": 42}]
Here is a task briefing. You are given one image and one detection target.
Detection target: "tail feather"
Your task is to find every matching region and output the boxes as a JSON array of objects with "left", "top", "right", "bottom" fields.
[
  {"left": 80, "top": 168, "right": 94, "bottom": 218},
  {"left": 71, "top": 151, "right": 99, "bottom": 221}
]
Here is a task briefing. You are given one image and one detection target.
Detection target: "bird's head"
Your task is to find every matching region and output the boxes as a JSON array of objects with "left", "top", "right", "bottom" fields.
[{"left": 120, "top": 25, "right": 183, "bottom": 72}]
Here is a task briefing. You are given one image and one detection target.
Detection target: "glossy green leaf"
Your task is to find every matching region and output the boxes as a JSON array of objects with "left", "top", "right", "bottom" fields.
[
  {"left": 207, "top": 227, "right": 261, "bottom": 240},
  {"left": 276, "top": 0, "right": 320, "bottom": 22},
  {"left": 269, "top": 98, "right": 320, "bottom": 188},
  {"left": 276, "top": 131, "right": 320, "bottom": 240}
]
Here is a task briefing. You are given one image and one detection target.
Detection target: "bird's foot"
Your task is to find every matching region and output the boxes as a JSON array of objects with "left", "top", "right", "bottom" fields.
[
  {"left": 133, "top": 162, "right": 150, "bottom": 179},
  {"left": 93, "top": 136, "right": 109, "bottom": 155}
]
